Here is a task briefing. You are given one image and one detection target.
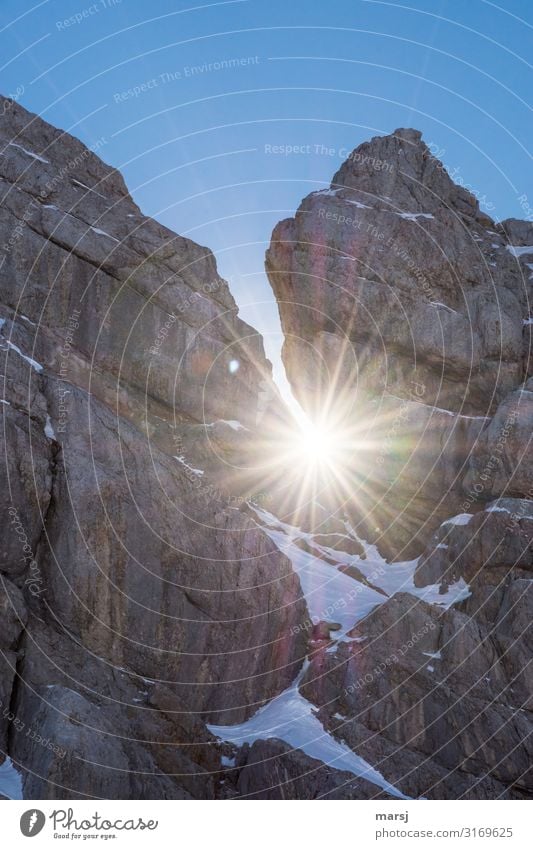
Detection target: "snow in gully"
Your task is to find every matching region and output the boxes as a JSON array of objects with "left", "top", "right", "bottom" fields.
[{"left": 208, "top": 507, "right": 471, "bottom": 798}]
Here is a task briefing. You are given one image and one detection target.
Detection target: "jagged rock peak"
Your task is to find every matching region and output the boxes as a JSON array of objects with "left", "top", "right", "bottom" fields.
[
  {"left": 391, "top": 127, "right": 423, "bottom": 142},
  {"left": 267, "top": 127, "right": 532, "bottom": 418}
]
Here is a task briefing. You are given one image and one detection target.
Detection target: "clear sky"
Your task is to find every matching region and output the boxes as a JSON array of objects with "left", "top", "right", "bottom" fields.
[{"left": 2, "top": 0, "right": 532, "bottom": 403}]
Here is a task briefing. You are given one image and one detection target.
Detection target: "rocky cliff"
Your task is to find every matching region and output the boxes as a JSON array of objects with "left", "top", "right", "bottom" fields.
[
  {"left": 1, "top": 107, "right": 531, "bottom": 801},
  {"left": 267, "top": 127, "right": 530, "bottom": 415},
  {"left": 0, "top": 96, "right": 307, "bottom": 799},
  {"left": 267, "top": 127, "right": 533, "bottom": 558},
  {"left": 261, "top": 129, "right": 532, "bottom": 799}
]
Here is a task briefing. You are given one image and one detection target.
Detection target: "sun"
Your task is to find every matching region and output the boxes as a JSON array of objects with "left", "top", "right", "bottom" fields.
[{"left": 251, "top": 398, "right": 386, "bottom": 518}]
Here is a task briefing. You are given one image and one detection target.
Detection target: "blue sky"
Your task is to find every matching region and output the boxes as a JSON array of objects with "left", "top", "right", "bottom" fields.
[{"left": 2, "top": 0, "right": 532, "bottom": 401}]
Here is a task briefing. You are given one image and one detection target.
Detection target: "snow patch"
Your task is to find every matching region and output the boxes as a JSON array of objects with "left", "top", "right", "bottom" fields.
[
  {"left": 0, "top": 757, "right": 23, "bottom": 800},
  {"left": 254, "top": 509, "right": 386, "bottom": 643},
  {"left": 237, "top": 507, "right": 475, "bottom": 797},
  {"left": 422, "top": 403, "right": 455, "bottom": 417},
  {"left": 72, "top": 178, "right": 106, "bottom": 199},
  {"left": 44, "top": 414, "right": 56, "bottom": 440},
  {"left": 412, "top": 577, "right": 471, "bottom": 608},
  {"left": 174, "top": 455, "right": 204, "bottom": 476},
  {"left": 2, "top": 339, "right": 43, "bottom": 373},
  {"left": 256, "top": 507, "right": 469, "bottom": 623},
  {"left": 217, "top": 419, "right": 248, "bottom": 432},
  {"left": 397, "top": 212, "right": 434, "bottom": 221},
  {"left": 442, "top": 513, "right": 473, "bottom": 527},
  {"left": 90, "top": 226, "right": 119, "bottom": 243},
  {"left": 506, "top": 244, "right": 533, "bottom": 258},
  {"left": 345, "top": 198, "right": 371, "bottom": 209},
  {"left": 385, "top": 394, "right": 473, "bottom": 418},
  {"left": 429, "top": 301, "right": 457, "bottom": 314}
]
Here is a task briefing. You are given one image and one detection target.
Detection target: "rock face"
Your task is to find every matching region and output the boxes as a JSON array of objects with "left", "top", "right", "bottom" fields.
[
  {"left": 300, "top": 591, "right": 532, "bottom": 799},
  {"left": 267, "top": 127, "right": 531, "bottom": 416},
  {"left": 262, "top": 129, "right": 532, "bottom": 800},
  {"left": 229, "top": 738, "right": 394, "bottom": 799},
  {"left": 415, "top": 500, "right": 533, "bottom": 589},
  {"left": 266, "top": 128, "right": 533, "bottom": 557},
  {"left": 463, "top": 379, "right": 533, "bottom": 499},
  {"left": 0, "top": 96, "right": 307, "bottom": 799}
]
